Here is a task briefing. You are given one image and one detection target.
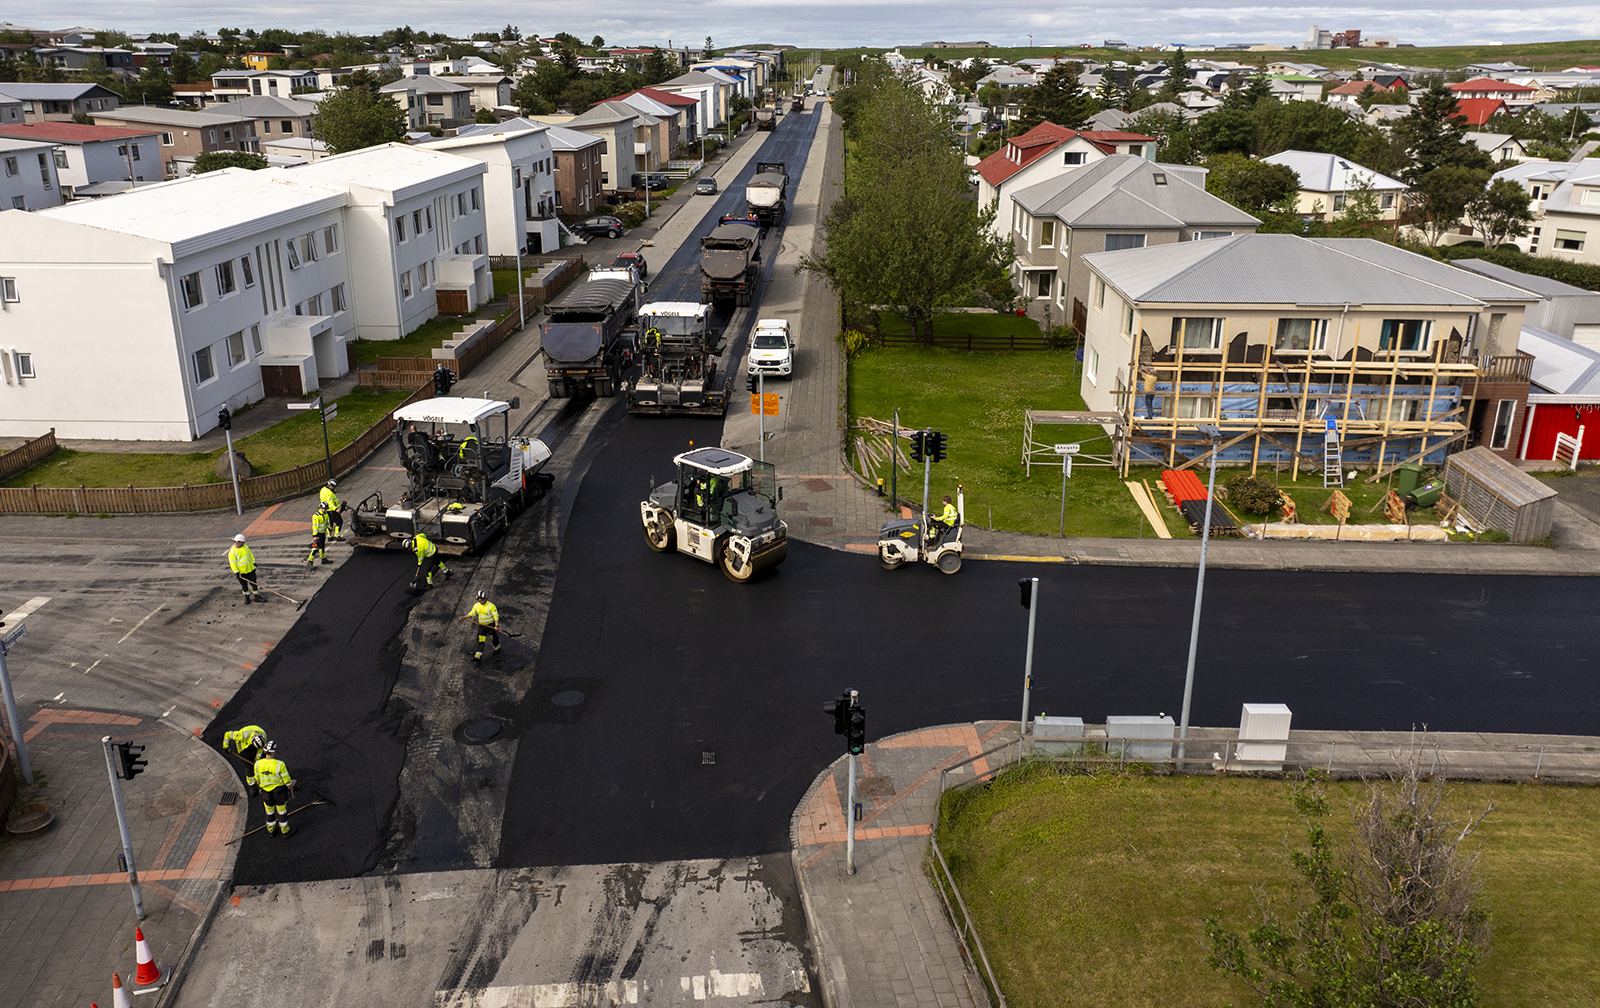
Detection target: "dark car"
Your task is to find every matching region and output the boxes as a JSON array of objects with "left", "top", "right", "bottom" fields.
[
  {"left": 631, "top": 172, "right": 670, "bottom": 191},
  {"left": 695, "top": 177, "right": 718, "bottom": 195},
  {"left": 572, "top": 216, "right": 625, "bottom": 239},
  {"left": 609, "top": 251, "right": 648, "bottom": 280}
]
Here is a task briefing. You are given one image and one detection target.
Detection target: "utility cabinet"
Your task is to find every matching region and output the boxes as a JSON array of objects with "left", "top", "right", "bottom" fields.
[
  {"left": 1032, "top": 715, "right": 1084, "bottom": 756},
  {"left": 1237, "top": 703, "right": 1292, "bottom": 771},
  {"left": 1105, "top": 715, "right": 1175, "bottom": 761}
]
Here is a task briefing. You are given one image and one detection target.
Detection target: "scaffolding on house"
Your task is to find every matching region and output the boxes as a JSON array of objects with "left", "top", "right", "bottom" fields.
[{"left": 1112, "top": 324, "right": 1524, "bottom": 480}]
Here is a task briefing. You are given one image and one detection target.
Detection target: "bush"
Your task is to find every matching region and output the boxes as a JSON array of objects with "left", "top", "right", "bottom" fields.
[
  {"left": 1437, "top": 243, "right": 1600, "bottom": 292},
  {"left": 613, "top": 201, "right": 649, "bottom": 228},
  {"left": 1224, "top": 473, "right": 1282, "bottom": 516},
  {"left": 841, "top": 329, "right": 873, "bottom": 359}
]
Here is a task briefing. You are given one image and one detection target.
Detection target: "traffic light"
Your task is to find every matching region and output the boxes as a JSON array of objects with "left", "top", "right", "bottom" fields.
[
  {"left": 217, "top": 407, "right": 232, "bottom": 431},
  {"left": 746, "top": 372, "right": 758, "bottom": 392},
  {"left": 433, "top": 365, "right": 456, "bottom": 397},
  {"left": 846, "top": 706, "right": 867, "bottom": 755},
  {"left": 114, "top": 741, "right": 147, "bottom": 780},
  {"left": 1019, "top": 577, "right": 1035, "bottom": 609},
  {"left": 909, "top": 431, "right": 926, "bottom": 463},
  {"left": 927, "top": 430, "right": 948, "bottom": 463},
  {"left": 823, "top": 691, "right": 850, "bottom": 735}
]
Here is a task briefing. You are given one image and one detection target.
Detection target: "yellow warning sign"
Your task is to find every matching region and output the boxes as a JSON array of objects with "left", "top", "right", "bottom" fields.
[{"left": 751, "top": 393, "right": 780, "bottom": 416}]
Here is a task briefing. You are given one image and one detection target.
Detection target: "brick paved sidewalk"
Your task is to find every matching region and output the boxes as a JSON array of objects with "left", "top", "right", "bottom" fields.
[{"left": 1, "top": 708, "right": 243, "bottom": 1008}]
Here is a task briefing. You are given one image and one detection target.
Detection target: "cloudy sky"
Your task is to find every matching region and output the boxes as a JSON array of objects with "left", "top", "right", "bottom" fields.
[{"left": 10, "top": 0, "right": 1600, "bottom": 51}]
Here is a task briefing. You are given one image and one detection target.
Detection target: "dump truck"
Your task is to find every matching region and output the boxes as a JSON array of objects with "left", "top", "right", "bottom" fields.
[
  {"left": 699, "top": 215, "right": 762, "bottom": 307},
  {"left": 790, "top": 95, "right": 804, "bottom": 112},
  {"left": 351, "top": 397, "right": 553, "bottom": 556},
  {"left": 745, "top": 162, "right": 788, "bottom": 226},
  {"left": 541, "top": 265, "right": 643, "bottom": 398},
  {"left": 641, "top": 445, "right": 788, "bottom": 582},
  {"left": 753, "top": 108, "right": 776, "bottom": 130},
  {"left": 629, "top": 301, "right": 729, "bottom": 415}
]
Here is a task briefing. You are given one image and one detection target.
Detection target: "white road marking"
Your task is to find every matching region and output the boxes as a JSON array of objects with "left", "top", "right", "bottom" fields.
[
  {"left": 83, "top": 659, "right": 101, "bottom": 676},
  {"left": 162, "top": 705, "right": 177, "bottom": 718},
  {"left": 433, "top": 980, "right": 641, "bottom": 1007},
  {"left": 6, "top": 596, "right": 51, "bottom": 621},
  {"left": 52, "top": 692, "right": 64, "bottom": 702},
  {"left": 115, "top": 605, "right": 164, "bottom": 645}
]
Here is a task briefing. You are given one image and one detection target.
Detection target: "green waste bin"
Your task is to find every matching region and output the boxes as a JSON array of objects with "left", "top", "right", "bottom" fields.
[
  {"left": 1410, "top": 479, "right": 1445, "bottom": 508},
  {"left": 1394, "top": 463, "right": 1425, "bottom": 498}
]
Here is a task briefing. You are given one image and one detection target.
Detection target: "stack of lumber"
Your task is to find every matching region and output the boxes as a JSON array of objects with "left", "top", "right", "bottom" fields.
[{"left": 850, "top": 416, "right": 912, "bottom": 475}]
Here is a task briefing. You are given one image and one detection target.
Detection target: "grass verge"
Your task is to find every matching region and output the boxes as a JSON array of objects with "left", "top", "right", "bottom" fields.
[
  {"left": 347, "top": 314, "right": 485, "bottom": 366},
  {"left": 4, "top": 387, "right": 412, "bottom": 488},
  {"left": 937, "top": 767, "right": 1600, "bottom": 1008}
]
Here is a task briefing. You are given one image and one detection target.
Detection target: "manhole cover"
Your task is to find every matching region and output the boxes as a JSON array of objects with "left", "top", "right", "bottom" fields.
[
  {"left": 460, "top": 719, "right": 503, "bottom": 743},
  {"left": 551, "top": 690, "right": 585, "bottom": 707}
]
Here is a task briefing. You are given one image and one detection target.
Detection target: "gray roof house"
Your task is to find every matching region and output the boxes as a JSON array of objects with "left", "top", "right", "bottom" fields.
[
  {"left": 1261, "top": 150, "right": 1408, "bottom": 221},
  {"left": 1005, "top": 154, "right": 1260, "bottom": 327}
]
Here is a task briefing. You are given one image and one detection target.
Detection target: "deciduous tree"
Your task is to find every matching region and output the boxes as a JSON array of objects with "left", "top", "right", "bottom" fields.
[
  {"left": 191, "top": 150, "right": 269, "bottom": 173},
  {"left": 1465, "top": 178, "right": 1534, "bottom": 249},
  {"left": 1204, "top": 153, "right": 1300, "bottom": 212},
  {"left": 1408, "top": 166, "right": 1491, "bottom": 246},
  {"left": 312, "top": 77, "right": 409, "bottom": 154}
]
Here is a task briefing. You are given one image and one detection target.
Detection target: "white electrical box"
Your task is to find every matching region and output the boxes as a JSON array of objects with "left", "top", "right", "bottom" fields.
[
  {"left": 1236, "top": 703, "right": 1292, "bottom": 771},
  {"left": 1105, "top": 715, "right": 1175, "bottom": 761},
  {"left": 1032, "top": 715, "right": 1084, "bottom": 756}
]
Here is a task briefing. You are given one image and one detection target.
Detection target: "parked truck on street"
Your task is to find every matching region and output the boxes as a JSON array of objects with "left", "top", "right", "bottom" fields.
[
  {"left": 541, "top": 266, "right": 644, "bottom": 399},
  {"left": 745, "top": 162, "right": 788, "bottom": 227},
  {"left": 700, "top": 215, "right": 762, "bottom": 307}
]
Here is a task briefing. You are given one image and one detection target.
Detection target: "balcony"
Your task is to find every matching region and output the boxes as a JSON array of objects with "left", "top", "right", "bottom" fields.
[{"left": 1478, "top": 351, "right": 1534, "bottom": 383}]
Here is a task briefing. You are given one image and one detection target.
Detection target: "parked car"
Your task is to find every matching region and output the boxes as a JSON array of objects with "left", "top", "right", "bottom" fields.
[
  {"left": 695, "top": 177, "right": 718, "bottom": 195},
  {"left": 572, "top": 216, "right": 625, "bottom": 239},
  {"left": 631, "top": 172, "right": 670, "bottom": 191},
  {"left": 609, "top": 251, "right": 649, "bottom": 280}
]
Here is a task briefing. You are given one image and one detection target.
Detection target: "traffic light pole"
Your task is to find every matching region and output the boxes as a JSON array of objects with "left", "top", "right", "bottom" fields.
[
  {"left": 223, "top": 425, "right": 242, "bottom": 516},
  {"left": 101, "top": 736, "right": 146, "bottom": 920},
  {"left": 0, "top": 623, "right": 33, "bottom": 783},
  {"left": 921, "top": 434, "right": 932, "bottom": 527},
  {"left": 890, "top": 408, "right": 899, "bottom": 510},
  {"left": 846, "top": 748, "right": 857, "bottom": 875},
  {"left": 1020, "top": 578, "right": 1039, "bottom": 754}
]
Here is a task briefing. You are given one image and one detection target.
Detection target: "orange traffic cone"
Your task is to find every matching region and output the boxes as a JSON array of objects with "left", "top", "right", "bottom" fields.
[
  {"left": 132, "top": 926, "right": 170, "bottom": 991},
  {"left": 111, "top": 972, "right": 132, "bottom": 1008}
]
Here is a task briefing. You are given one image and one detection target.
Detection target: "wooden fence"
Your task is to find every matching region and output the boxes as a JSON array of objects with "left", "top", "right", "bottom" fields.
[
  {"left": 873, "top": 331, "right": 1057, "bottom": 351},
  {"left": 0, "top": 383, "right": 431, "bottom": 515},
  {"left": 0, "top": 428, "right": 57, "bottom": 480}
]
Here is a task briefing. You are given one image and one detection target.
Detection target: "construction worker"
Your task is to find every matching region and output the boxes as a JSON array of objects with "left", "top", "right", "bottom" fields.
[
  {"left": 403, "top": 533, "right": 451, "bottom": 590},
  {"left": 319, "top": 479, "right": 344, "bottom": 541},
  {"left": 468, "top": 590, "right": 500, "bottom": 663},
  {"left": 306, "top": 503, "right": 332, "bottom": 568},
  {"left": 930, "top": 495, "right": 959, "bottom": 543},
  {"left": 222, "top": 724, "right": 269, "bottom": 765},
  {"left": 1138, "top": 364, "right": 1159, "bottom": 419},
  {"left": 229, "top": 534, "right": 263, "bottom": 604},
  {"left": 252, "top": 741, "right": 296, "bottom": 837}
]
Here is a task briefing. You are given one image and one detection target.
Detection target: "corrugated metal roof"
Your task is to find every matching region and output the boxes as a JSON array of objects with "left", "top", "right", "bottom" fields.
[
  {"left": 1520, "top": 325, "right": 1600, "bottom": 396},
  {"left": 1453, "top": 258, "right": 1598, "bottom": 299},
  {"left": 1012, "top": 155, "right": 1258, "bottom": 228},
  {"left": 1261, "top": 150, "right": 1406, "bottom": 192},
  {"left": 1310, "top": 240, "right": 1543, "bottom": 304},
  {"left": 1086, "top": 233, "right": 1488, "bottom": 306}
]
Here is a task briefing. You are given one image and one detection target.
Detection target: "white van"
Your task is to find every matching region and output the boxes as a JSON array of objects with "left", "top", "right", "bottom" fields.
[{"left": 748, "top": 319, "right": 795, "bottom": 378}]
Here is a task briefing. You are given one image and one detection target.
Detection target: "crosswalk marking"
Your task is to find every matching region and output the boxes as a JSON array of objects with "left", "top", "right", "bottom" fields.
[{"left": 432, "top": 971, "right": 790, "bottom": 1007}]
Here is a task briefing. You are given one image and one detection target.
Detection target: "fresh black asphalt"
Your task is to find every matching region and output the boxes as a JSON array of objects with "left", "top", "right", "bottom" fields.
[{"left": 208, "top": 107, "right": 1600, "bottom": 883}]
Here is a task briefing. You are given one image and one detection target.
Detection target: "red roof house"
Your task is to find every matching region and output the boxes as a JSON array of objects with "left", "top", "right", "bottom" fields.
[
  {"left": 1451, "top": 97, "right": 1506, "bottom": 127},
  {"left": 976, "top": 123, "right": 1154, "bottom": 189}
]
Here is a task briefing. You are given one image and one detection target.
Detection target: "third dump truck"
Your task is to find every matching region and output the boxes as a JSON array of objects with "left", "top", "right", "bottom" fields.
[
  {"left": 745, "top": 162, "right": 788, "bottom": 227},
  {"left": 541, "top": 265, "right": 643, "bottom": 398},
  {"left": 753, "top": 108, "right": 776, "bottom": 130},
  {"left": 699, "top": 215, "right": 762, "bottom": 307}
]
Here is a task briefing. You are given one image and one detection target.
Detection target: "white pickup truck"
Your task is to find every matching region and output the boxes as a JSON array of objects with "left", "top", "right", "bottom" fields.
[{"left": 747, "top": 319, "right": 795, "bottom": 378}]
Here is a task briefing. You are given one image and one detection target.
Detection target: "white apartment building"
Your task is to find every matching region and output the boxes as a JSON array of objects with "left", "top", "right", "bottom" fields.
[
  {"left": 421, "top": 124, "right": 559, "bottom": 255},
  {"left": 0, "top": 144, "right": 490, "bottom": 441},
  {"left": 0, "top": 122, "right": 162, "bottom": 196},
  {"left": 0, "top": 137, "right": 64, "bottom": 210}
]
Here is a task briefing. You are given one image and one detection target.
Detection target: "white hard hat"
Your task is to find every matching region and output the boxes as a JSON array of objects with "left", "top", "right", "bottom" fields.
[
  {"left": 233, "top": 534, "right": 247, "bottom": 542},
  {"left": 326, "top": 479, "right": 338, "bottom": 488}
]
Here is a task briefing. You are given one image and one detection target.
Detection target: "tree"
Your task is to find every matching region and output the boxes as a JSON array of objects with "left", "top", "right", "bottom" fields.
[
  {"left": 642, "top": 49, "right": 674, "bottom": 85},
  {"left": 1015, "top": 61, "right": 1098, "bottom": 131},
  {"left": 121, "top": 64, "right": 174, "bottom": 104},
  {"left": 514, "top": 63, "right": 569, "bottom": 111},
  {"left": 0, "top": 48, "right": 19, "bottom": 84},
  {"left": 312, "top": 79, "right": 409, "bottom": 155},
  {"left": 1394, "top": 81, "right": 1492, "bottom": 183},
  {"left": 1408, "top": 167, "right": 1492, "bottom": 246},
  {"left": 1125, "top": 107, "right": 1193, "bottom": 163},
  {"left": 1205, "top": 765, "right": 1493, "bottom": 1008},
  {"left": 1156, "top": 48, "right": 1191, "bottom": 104},
  {"left": 1260, "top": 100, "right": 1368, "bottom": 159},
  {"left": 475, "top": 107, "right": 498, "bottom": 124},
  {"left": 1205, "top": 153, "right": 1300, "bottom": 212},
  {"left": 801, "top": 74, "right": 1010, "bottom": 340},
  {"left": 501, "top": 24, "right": 522, "bottom": 42},
  {"left": 591, "top": 35, "right": 605, "bottom": 49},
  {"left": 1465, "top": 178, "right": 1534, "bottom": 248},
  {"left": 555, "top": 47, "right": 579, "bottom": 74},
  {"left": 1221, "top": 73, "right": 1273, "bottom": 111},
  {"left": 1191, "top": 109, "right": 1257, "bottom": 157},
  {"left": 192, "top": 150, "right": 269, "bottom": 173},
  {"left": 1092, "top": 69, "right": 1126, "bottom": 112}
]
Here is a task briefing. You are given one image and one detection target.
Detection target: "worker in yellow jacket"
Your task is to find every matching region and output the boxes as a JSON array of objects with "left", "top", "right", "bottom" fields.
[
  {"left": 229, "top": 534, "right": 263, "bottom": 604},
  {"left": 468, "top": 590, "right": 500, "bottom": 662}
]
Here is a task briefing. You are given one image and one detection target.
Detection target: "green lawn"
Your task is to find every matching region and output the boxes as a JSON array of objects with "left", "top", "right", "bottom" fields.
[
  {"left": 5, "top": 388, "right": 412, "bottom": 488},
  {"left": 875, "top": 311, "right": 1045, "bottom": 341},
  {"left": 937, "top": 768, "right": 1600, "bottom": 1008},
  {"left": 347, "top": 315, "right": 483, "bottom": 366}
]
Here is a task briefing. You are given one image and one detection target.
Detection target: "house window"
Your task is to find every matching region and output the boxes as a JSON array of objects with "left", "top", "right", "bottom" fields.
[
  {"left": 282, "top": 120, "right": 293, "bottom": 133},
  {"left": 53, "top": 150, "right": 67, "bottom": 168},
  {"left": 1104, "top": 234, "right": 1146, "bottom": 251},
  {"left": 474, "top": 235, "right": 484, "bottom": 255},
  {"left": 1126, "top": 144, "right": 1144, "bottom": 157},
  {"left": 237, "top": 255, "right": 255, "bottom": 288},
  {"left": 1039, "top": 220, "right": 1055, "bottom": 247},
  {"left": 1121, "top": 302, "right": 1135, "bottom": 336},
  {"left": 262, "top": 122, "right": 272, "bottom": 133},
  {"left": 1087, "top": 346, "right": 1099, "bottom": 385},
  {"left": 401, "top": 271, "right": 413, "bottom": 298},
  {"left": 1034, "top": 271, "right": 1053, "bottom": 297},
  {"left": 324, "top": 225, "right": 339, "bottom": 253},
  {"left": 1373, "top": 398, "right": 1420, "bottom": 422},
  {"left": 1152, "top": 172, "right": 1167, "bottom": 185},
  {"left": 130, "top": 144, "right": 140, "bottom": 161},
  {"left": 215, "top": 260, "right": 236, "bottom": 296},
  {"left": 161, "top": 133, "right": 174, "bottom": 145},
  {"left": 15, "top": 352, "right": 35, "bottom": 378},
  {"left": 2, "top": 156, "right": 16, "bottom": 176},
  {"left": 513, "top": 167, "right": 522, "bottom": 188},
  {"left": 222, "top": 128, "right": 233, "bottom": 142},
  {"left": 1275, "top": 318, "right": 1327, "bottom": 351},
  {"left": 1, "top": 277, "right": 17, "bottom": 302},
  {"left": 470, "top": 187, "right": 480, "bottom": 210},
  {"left": 226, "top": 330, "right": 247, "bottom": 367},
  {"left": 1555, "top": 229, "right": 1586, "bottom": 251},
  {"left": 427, "top": 95, "right": 444, "bottom": 106},
  {"left": 1380, "top": 192, "right": 1395, "bottom": 209},
  {"left": 180, "top": 271, "right": 204, "bottom": 309},
  {"left": 413, "top": 209, "right": 423, "bottom": 233},
  {"left": 453, "top": 192, "right": 465, "bottom": 216},
  {"left": 395, "top": 217, "right": 407, "bottom": 243},
  {"left": 192, "top": 345, "right": 215, "bottom": 384},
  {"left": 1489, "top": 399, "right": 1518, "bottom": 449},
  {"left": 424, "top": 206, "right": 433, "bottom": 230},
  {"left": 1379, "top": 319, "right": 1431, "bottom": 352},
  {"left": 250, "top": 324, "right": 262, "bottom": 355},
  {"left": 9, "top": 196, "right": 22, "bottom": 210},
  {"left": 1172, "top": 317, "right": 1222, "bottom": 350},
  {"left": 306, "top": 293, "right": 322, "bottom": 315},
  {"left": 1092, "top": 276, "right": 1105, "bottom": 309},
  {"left": 331, "top": 283, "right": 347, "bottom": 312},
  {"left": 299, "top": 234, "right": 318, "bottom": 262},
  {"left": 1063, "top": 150, "right": 1086, "bottom": 165},
  {"left": 1197, "top": 231, "right": 1231, "bottom": 240},
  {"left": 1333, "top": 193, "right": 1347, "bottom": 211},
  {"left": 285, "top": 240, "right": 301, "bottom": 269},
  {"left": 1177, "top": 395, "right": 1215, "bottom": 418},
  {"left": 37, "top": 152, "right": 50, "bottom": 188},
  {"left": 418, "top": 264, "right": 431, "bottom": 289}
]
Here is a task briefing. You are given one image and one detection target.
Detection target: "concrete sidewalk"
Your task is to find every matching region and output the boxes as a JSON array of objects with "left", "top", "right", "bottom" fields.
[{"left": 791, "top": 721, "right": 1600, "bottom": 1008}]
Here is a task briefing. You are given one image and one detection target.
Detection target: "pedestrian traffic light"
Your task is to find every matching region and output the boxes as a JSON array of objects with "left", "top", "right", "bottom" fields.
[
  {"left": 217, "top": 407, "right": 232, "bottom": 431},
  {"left": 823, "top": 691, "right": 850, "bottom": 735},
  {"left": 114, "top": 741, "right": 147, "bottom": 780},
  {"left": 846, "top": 706, "right": 867, "bottom": 755},
  {"left": 928, "top": 430, "right": 948, "bottom": 463},
  {"left": 909, "top": 431, "right": 926, "bottom": 462},
  {"left": 1019, "top": 577, "right": 1036, "bottom": 609},
  {"left": 746, "top": 372, "right": 758, "bottom": 392},
  {"left": 433, "top": 365, "right": 456, "bottom": 397}
]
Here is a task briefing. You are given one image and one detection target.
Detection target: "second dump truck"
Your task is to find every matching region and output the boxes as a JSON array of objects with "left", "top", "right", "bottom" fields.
[
  {"left": 541, "top": 265, "right": 643, "bottom": 398},
  {"left": 753, "top": 108, "right": 776, "bottom": 130},
  {"left": 745, "top": 162, "right": 788, "bottom": 227},
  {"left": 699, "top": 215, "right": 762, "bottom": 306}
]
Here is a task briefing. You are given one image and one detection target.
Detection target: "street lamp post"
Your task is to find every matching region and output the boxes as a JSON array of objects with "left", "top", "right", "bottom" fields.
[{"left": 1178, "top": 424, "right": 1223, "bottom": 764}]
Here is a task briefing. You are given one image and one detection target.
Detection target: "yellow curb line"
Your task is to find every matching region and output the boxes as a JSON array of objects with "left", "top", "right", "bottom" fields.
[{"left": 966, "top": 554, "right": 1071, "bottom": 563}]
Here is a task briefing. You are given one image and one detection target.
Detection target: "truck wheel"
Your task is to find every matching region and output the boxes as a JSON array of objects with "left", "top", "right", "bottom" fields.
[
  {"left": 643, "top": 514, "right": 675, "bottom": 553},
  {"left": 548, "top": 380, "right": 566, "bottom": 399},
  {"left": 596, "top": 377, "right": 615, "bottom": 397},
  {"left": 717, "top": 543, "right": 756, "bottom": 583},
  {"left": 936, "top": 551, "right": 963, "bottom": 574}
]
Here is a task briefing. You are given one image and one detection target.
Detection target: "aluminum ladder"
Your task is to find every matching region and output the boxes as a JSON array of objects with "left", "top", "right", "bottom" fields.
[{"left": 1322, "top": 419, "right": 1343, "bottom": 487}]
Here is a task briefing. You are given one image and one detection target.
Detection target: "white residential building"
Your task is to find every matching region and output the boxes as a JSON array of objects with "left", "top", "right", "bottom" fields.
[
  {"left": 0, "top": 94, "right": 22, "bottom": 126},
  {"left": 1534, "top": 160, "right": 1600, "bottom": 267},
  {"left": 0, "top": 122, "right": 162, "bottom": 196},
  {"left": 418, "top": 125, "right": 559, "bottom": 255},
  {"left": 0, "top": 137, "right": 64, "bottom": 210},
  {"left": 1261, "top": 150, "right": 1407, "bottom": 221}
]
